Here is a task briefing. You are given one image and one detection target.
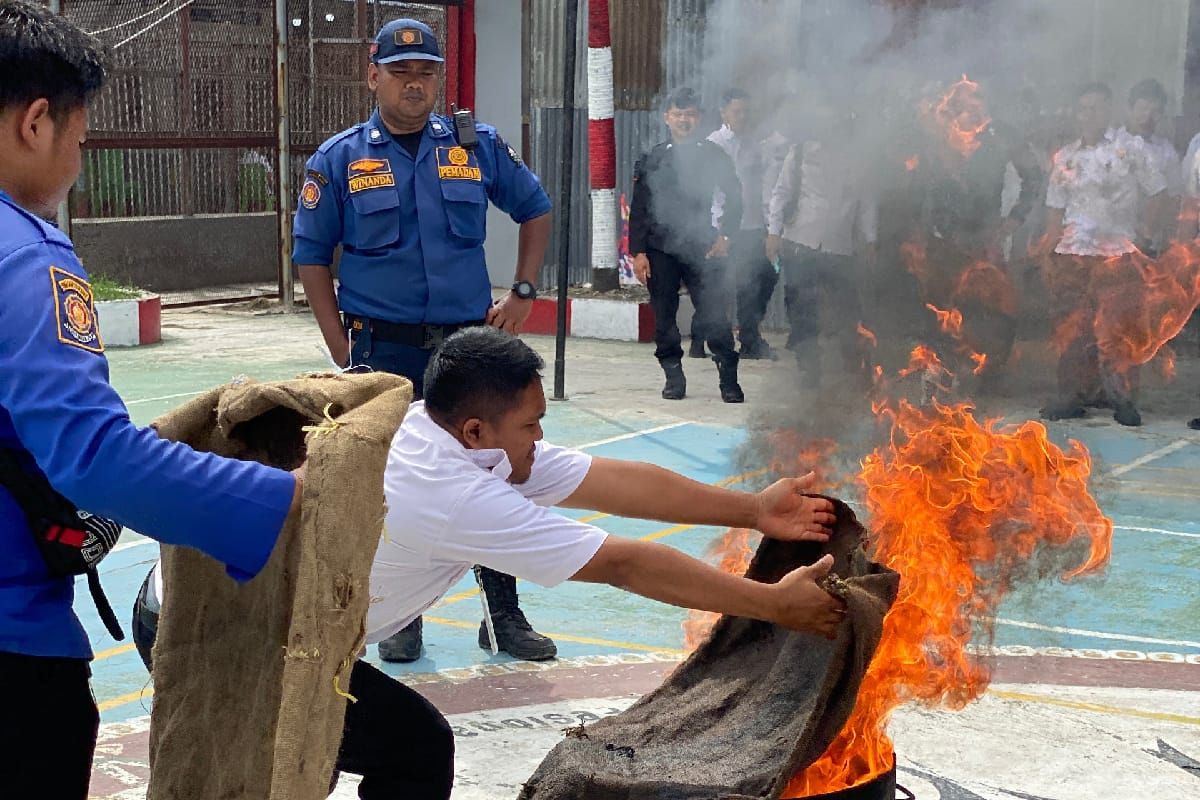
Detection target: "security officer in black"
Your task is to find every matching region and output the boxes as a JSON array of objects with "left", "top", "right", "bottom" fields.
[
  {"left": 295, "top": 19, "right": 556, "bottom": 663},
  {"left": 630, "top": 87, "right": 745, "bottom": 403}
]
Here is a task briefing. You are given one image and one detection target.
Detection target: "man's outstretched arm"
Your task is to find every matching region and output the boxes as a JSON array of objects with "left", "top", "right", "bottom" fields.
[
  {"left": 571, "top": 536, "right": 845, "bottom": 638},
  {"left": 561, "top": 458, "right": 836, "bottom": 542}
]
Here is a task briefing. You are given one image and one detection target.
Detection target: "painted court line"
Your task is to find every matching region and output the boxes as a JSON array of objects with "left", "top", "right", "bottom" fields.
[
  {"left": 1110, "top": 438, "right": 1197, "bottom": 477},
  {"left": 987, "top": 689, "right": 1200, "bottom": 727},
  {"left": 995, "top": 618, "right": 1200, "bottom": 650},
  {"left": 574, "top": 421, "right": 691, "bottom": 451},
  {"left": 1115, "top": 524, "right": 1200, "bottom": 540},
  {"left": 124, "top": 390, "right": 205, "bottom": 407}
]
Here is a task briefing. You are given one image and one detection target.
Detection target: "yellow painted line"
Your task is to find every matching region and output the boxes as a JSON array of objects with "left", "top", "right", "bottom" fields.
[
  {"left": 434, "top": 587, "right": 481, "bottom": 608},
  {"left": 98, "top": 686, "right": 153, "bottom": 712},
  {"left": 578, "top": 511, "right": 608, "bottom": 523},
  {"left": 640, "top": 524, "right": 694, "bottom": 542},
  {"left": 94, "top": 642, "right": 137, "bottom": 662},
  {"left": 988, "top": 689, "right": 1200, "bottom": 727},
  {"left": 424, "top": 615, "right": 685, "bottom": 655}
]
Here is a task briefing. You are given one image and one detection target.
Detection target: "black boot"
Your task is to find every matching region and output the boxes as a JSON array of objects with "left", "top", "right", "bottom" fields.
[
  {"left": 1113, "top": 400, "right": 1142, "bottom": 427},
  {"left": 378, "top": 617, "right": 423, "bottom": 663},
  {"left": 688, "top": 338, "right": 707, "bottom": 358},
  {"left": 714, "top": 354, "right": 745, "bottom": 403},
  {"left": 1039, "top": 400, "right": 1087, "bottom": 421},
  {"left": 476, "top": 567, "right": 557, "bottom": 661},
  {"left": 661, "top": 359, "right": 686, "bottom": 400}
]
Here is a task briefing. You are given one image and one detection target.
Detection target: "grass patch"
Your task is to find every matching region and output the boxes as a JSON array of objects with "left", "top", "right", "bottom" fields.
[{"left": 90, "top": 274, "right": 143, "bottom": 301}]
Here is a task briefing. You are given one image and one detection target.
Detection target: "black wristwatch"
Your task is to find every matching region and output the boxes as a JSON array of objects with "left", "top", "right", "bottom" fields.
[{"left": 512, "top": 280, "right": 537, "bottom": 300}]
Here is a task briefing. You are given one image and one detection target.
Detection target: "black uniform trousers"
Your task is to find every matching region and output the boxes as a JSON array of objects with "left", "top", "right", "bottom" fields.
[
  {"left": 132, "top": 574, "right": 455, "bottom": 800},
  {"left": 731, "top": 229, "right": 779, "bottom": 347},
  {"left": 781, "top": 242, "right": 866, "bottom": 365},
  {"left": 647, "top": 247, "right": 736, "bottom": 363},
  {"left": 0, "top": 650, "right": 98, "bottom": 799}
]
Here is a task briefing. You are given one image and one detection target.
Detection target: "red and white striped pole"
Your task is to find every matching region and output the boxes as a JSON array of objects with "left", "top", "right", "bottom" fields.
[{"left": 587, "top": 0, "right": 618, "bottom": 289}]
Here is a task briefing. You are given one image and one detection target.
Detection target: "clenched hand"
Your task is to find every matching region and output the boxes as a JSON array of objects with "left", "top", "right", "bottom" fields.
[{"left": 770, "top": 554, "right": 848, "bottom": 639}]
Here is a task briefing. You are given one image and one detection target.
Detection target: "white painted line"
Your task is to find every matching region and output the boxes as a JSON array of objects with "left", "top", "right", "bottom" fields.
[
  {"left": 1110, "top": 438, "right": 1197, "bottom": 477},
  {"left": 576, "top": 421, "right": 691, "bottom": 450},
  {"left": 125, "top": 390, "right": 204, "bottom": 407},
  {"left": 1115, "top": 524, "right": 1200, "bottom": 540},
  {"left": 111, "top": 535, "right": 155, "bottom": 553},
  {"left": 994, "top": 618, "right": 1200, "bottom": 650}
]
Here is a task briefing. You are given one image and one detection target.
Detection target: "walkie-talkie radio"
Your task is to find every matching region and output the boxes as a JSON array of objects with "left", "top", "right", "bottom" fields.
[{"left": 451, "top": 104, "right": 478, "bottom": 150}]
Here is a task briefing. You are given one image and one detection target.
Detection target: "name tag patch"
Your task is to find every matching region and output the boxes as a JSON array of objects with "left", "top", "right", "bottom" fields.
[
  {"left": 50, "top": 266, "right": 103, "bottom": 353},
  {"left": 437, "top": 146, "right": 482, "bottom": 181},
  {"left": 348, "top": 158, "right": 396, "bottom": 193}
]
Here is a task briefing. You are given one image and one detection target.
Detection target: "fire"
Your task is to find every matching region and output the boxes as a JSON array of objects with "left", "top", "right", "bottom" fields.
[
  {"left": 781, "top": 350, "right": 1112, "bottom": 797},
  {"left": 952, "top": 261, "right": 1018, "bottom": 317},
  {"left": 856, "top": 322, "right": 878, "bottom": 349},
  {"left": 1092, "top": 241, "right": 1200, "bottom": 377},
  {"left": 682, "top": 528, "right": 756, "bottom": 650},
  {"left": 970, "top": 352, "right": 988, "bottom": 375},
  {"left": 925, "top": 303, "right": 963, "bottom": 337},
  {"left": 904, "top": 155, "right": 920, "bottom": 172},
  {"left": 897, "top": 344, "right": 943, "bottom": 378},
  {"left": 923, "top": 75, "right": 991, "bottom": 159},
  {"left": 1158, "top": 346, "right": 1177, "bottom": 382}
]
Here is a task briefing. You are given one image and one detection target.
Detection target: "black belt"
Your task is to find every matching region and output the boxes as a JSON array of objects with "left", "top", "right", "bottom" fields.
[{"left": 344, "top": 315, "right": 485, "bottom": 350}]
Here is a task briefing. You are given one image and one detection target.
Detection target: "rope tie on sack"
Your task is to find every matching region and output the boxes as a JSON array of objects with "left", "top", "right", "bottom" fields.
[
  {"left": 333, "top": 626, "right": 367, "bottom": 703},
  {"left": 301, "top": 403, "right": 342, "bottom": 437}
]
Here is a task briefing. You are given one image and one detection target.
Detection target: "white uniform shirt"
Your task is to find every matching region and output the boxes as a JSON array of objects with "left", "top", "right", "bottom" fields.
[
  {"left": 367, "top": 402, "right": 607, "bottom": 644},
  {"left": 1116, "top": 127, "right": 1182, "bottom": 197},
  {"left": 708, "top": 124, "right": 767, "bottom": 231},
  {"left": 767, "top": 140, "right": 878, "bottom": 256},
  {"left": 1181, "top": 132, "right": 1200, "bottom": 199},
  {"left": 1045, "top": 129, "right": 1168, "bottom": 257}
]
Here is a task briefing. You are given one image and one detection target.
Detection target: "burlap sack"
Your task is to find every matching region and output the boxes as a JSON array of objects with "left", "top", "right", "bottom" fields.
[
  {"left": 146, "top": 373, "right": 411, "bottom": 800},
  {"left": 518, "top": 499, "right": 899, "bottom": 800}
]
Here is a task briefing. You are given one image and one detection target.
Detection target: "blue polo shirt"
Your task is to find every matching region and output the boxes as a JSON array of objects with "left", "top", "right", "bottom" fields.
[
  {"left": 292, "top": 110, "right": 552, "bottom": 325},
  {"left": 0, "top": 190, "right": 294, "bottom": 659}
]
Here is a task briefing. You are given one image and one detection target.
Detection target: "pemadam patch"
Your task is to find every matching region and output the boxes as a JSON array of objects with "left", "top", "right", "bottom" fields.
[
  {"left": 435, "top": 146, "right": 482, "bottom": 181},
  {"left": 50, "top": 266, "right": 103, "bottom": 353},
  {"left": 300, "top": 178, "right": 321, "bottom": 209}
]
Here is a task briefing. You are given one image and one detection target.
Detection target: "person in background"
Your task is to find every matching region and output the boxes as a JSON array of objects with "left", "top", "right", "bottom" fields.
[
  {"left": 631, "top": 87, "right": 746, "bottom": 403},
  {"left": 1118, "top": 78, "right": 1181, "bottom": 253},
  {"left": 1039, "top": 82, "right": 1167, "bottom": 427},
  {"left": 708, "top": 88, "right": 780, "bottom": 360}
]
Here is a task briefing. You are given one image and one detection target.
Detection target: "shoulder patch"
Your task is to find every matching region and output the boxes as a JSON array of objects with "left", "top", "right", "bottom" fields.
[
  {"left": 305, "top": 168, "right": 329, "bottom": 186},
  {"left": 299, "top": 178, "right": 321, "bottom": 209},
  {"left": 50, "top": 266, "right": 103, "bottom": 354}
]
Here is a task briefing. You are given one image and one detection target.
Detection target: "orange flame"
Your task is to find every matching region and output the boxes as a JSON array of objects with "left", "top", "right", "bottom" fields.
[
  {"left": 682, "top": 528, "right": 756, "bottom": 649},
  {"left": 856, "top": 322, "right": 878, "bottom": 349},
  {"left": 923, "top": 75, "right": 991, "bottom": 159},
  {"left": 897, "top": 344, "right": 944, "bottom": 378},
  {"left": 925, "top": 303, "right": 963, "bottom": 337},
  {"left": 778, "top": 343, "right": 1113, "bottom": 797},
  {"left": 1158, "top": 346, "right": 1177, "bottom": 383},
  {"left": 904, "top": 155, "right": 920, "bottom": 172},
  {"left": 952, "top": 261, "right": 1018, "bottom": 317},
  {"left": 970, "top": 352, "right": 988, "bottom": 375}
]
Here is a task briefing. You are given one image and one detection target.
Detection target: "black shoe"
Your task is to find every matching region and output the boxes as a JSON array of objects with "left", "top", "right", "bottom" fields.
[
  {"left": 378, "top": 617, "right": 423, "bottom": 663},
  {"left": 739, "top": 339, "right": 777, "bottom": 360},
  {"left": 1113, "top": 401, "right": 1142, "bottom": 427},
  {"left": 1190, "top": 417, "right": 1200, "bottom": 431},
  {"left": 661, "top": 359, "right": 686, "bottom": 400},
  {"left": 688, "top": 338, "right": 707, "bottom": 359},
  {"left": 478, "top": 609, "right": 558, "bottom": 661},
  {"left": 715, "top": 355, "right": 745, "bottom": 403},
  {"left": 1039, "top": 401, "right": 1087, "bottom": 421}
]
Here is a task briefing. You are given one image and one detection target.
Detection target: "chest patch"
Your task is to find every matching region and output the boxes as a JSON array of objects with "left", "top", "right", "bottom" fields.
[
  {"left": 436, "top": 146, "right": 482, "bottom": 181},
  {"left": 348, "top": 158, "right": 395, "bottom": 193},
  {"left": 50, "top": 266, "right": 103, "bottom": 353}
]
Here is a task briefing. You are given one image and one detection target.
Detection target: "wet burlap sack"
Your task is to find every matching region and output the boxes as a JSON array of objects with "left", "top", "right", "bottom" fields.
[
  {"left": 145, "top": 372, "right": 411, "bottom": 800},
  {"left": 518, "top": 498, "right": 899, "bottom": 800}
]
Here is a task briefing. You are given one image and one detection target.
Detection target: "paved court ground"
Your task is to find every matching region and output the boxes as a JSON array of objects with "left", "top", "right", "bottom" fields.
[{"left": 82, "top": 306, "right": 1198, "bottom": 800}]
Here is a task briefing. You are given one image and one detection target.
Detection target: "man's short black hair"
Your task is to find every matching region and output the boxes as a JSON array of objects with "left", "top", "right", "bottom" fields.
[
  {"left": 1129, "top": 78, "right": 1169, "bottom": 110},
  {"left": 720, "top": 88, "right": 749, "bottom": 108},
  {"left": 664, "top": 87, "right": 701, "bottom": 112},
  {"left": 1077, "top": 81, "right": 1113, "bottom": 102},
  {"left": 0, "top": 1, "right": 106, "bottom": 120},
  {"left": 423, "top": 328, "right": 544, "bottom": 425}
]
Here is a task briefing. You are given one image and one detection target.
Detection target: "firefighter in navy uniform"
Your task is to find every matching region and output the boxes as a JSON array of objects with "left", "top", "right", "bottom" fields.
[
  {"left": 293, "top": 18, "right": 557, "bottom": 663},
  {"left": 630, "top": 87, "right": 746, "bottom": 403},
  {"left": 0, "top": 5, "right": 299, "bottom": 798}
]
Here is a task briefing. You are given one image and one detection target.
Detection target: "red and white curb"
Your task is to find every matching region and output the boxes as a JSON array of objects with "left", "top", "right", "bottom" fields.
[
  {"left": 522, "top": 296, "right": 654, "bottom": 343},
  {"left": 96, "top": 295, "right": 161, "bottom": 347}
]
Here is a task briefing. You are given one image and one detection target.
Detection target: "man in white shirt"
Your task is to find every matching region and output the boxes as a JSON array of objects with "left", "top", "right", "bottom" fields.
[
  {"left": 1117, "top": 78, "right": 1182, "bottom": 253},
  {"left": 1040, "top": 82, "right": 1168, "bottom": 427},
  {"left": 708, "top": 88, "right": 779, "bottom": 360},
  {"left": 765, "top": 109, "right": 877, "bottom": 384},
  {"left": 133, "top": 328, "right": 847, "bottom": 799}
]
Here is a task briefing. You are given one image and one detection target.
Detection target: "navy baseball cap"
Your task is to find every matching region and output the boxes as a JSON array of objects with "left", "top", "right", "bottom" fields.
[{"left": 371, "top": 19, "right": 443, "bottom": 64}]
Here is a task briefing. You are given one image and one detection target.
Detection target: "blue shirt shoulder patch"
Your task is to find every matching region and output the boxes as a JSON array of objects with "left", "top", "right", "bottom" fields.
[{"left": 50, "top": 266, "right": 103, "bottom": 354}]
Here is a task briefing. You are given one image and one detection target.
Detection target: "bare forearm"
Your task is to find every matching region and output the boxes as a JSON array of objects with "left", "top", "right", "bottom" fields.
[
  {"left": 575, "top": 537, "right": 774, "bottom": 621},
  {"left": 515, "top": 213, "right": 552, "bottom": 284},
  {"left": 564, "top": 458, "right": 758, "bottom": 529},
  {"left": 298, "top": 265, "right": 345, "bottom": 358}
]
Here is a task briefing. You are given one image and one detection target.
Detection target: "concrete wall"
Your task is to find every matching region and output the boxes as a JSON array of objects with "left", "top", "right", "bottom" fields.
[
  {"left": 72, "top": 213, "right": 278, "bottom": 292},
  {"left": 474, "top": 0, "right": 524, "bottom": 289}
]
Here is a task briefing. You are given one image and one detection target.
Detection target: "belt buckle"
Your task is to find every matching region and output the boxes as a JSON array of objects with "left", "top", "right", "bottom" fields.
[{"left": 422, "top": 325, "right": 445, "bottom": 350}]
